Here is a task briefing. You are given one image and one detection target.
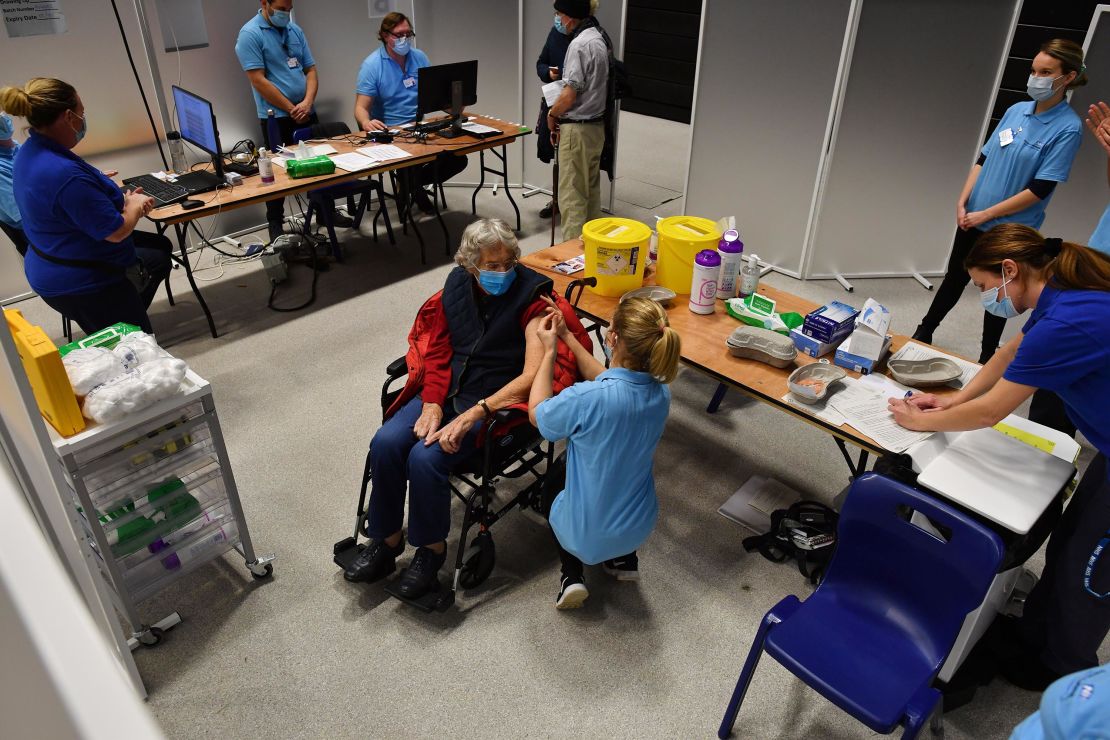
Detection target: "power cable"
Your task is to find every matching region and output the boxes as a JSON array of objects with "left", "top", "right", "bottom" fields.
[{"left": 108, "top": 0, "right": 168, "bottom": 170}]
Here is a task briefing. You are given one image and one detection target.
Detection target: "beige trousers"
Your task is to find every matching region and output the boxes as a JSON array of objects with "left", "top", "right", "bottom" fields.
[{"left": 557, "top": 122, "right": 604, "bottom": 242}]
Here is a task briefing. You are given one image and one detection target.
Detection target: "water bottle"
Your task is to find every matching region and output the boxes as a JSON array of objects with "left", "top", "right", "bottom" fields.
[
  {"left": 167, "top": 131, "right": 187, "bottom": 174},
  {"left": 689, "top": 249, "right": 721, "bottom": 315},
  {"left": 258, "top": 149, "right": 275, "bottom": 184},
  {"left": 161, "top": 522, "right": 239, "bottom": 570},
  {"left": 265, "top": 108, "right": 281, "bottom": 152},
  {"left": 739, "top": 254, "right": 761, "bottom": 298},
  {"left": 716, "top": 229, "right": 744, "bottom": 299}
]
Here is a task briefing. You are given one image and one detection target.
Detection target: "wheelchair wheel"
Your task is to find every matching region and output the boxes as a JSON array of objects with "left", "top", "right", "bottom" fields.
[{"left": 458, "top": 531, "right": 496, "bottom": 589}]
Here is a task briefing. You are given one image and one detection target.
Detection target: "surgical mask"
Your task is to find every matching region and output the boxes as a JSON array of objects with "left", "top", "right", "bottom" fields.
[
  {"left": 0, "top": 113, "right": 13, "bottom": 141},
  {"left": 601, "top": 329, "right": 614, "bottom": 363},
  {"left": 1026, "top": 74, "right": 1061, "bottom": 102},
  {"left": 71, "top": 112, "right": 87, "bottom": 143},
  {"left": 478, "top": 267, "right": 516, "bottom": 296},
  {"left": 980, "top": 274, "right": 1022, "bottom": 319},
  {"left": 268, "top": 9, "right": 291, "bottom": 28},
  {"left": 392, "top": 35, "right": 411, "bottom": 56},
  {"left": 554, "top": 14, "right": 567, "bottom": 35}
]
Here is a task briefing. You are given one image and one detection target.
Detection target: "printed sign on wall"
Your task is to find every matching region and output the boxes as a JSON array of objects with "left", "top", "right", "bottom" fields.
[{"left": 2, "top": 0, "right": 66, "bottom": 38}]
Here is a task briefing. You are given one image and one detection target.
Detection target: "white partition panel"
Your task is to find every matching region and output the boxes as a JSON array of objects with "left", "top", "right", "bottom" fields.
[
  {"left": 803, "top": 0, "right": 1020, "bottom": 280},
  {"left": 684, "top": 0, "right": 853, "bottom": 277},
  {"left": 1041, "top": 6, "right": 1110, "bottom": 245}
]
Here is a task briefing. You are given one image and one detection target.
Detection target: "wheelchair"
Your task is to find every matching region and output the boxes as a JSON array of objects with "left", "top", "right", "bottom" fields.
[{"left": 333, "top": 355, "right": 560, "bottom": 612}]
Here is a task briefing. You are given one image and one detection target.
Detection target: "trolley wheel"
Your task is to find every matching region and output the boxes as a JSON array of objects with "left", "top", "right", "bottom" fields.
[
  {"left": 139, "top": 626, "right": 164, "bottom": 646},
  {"left": 458, "top": 531, "right": 496, "bottom": 589},
  {"left": 250, "top": 563, "right": 274, "bottom": 580}
]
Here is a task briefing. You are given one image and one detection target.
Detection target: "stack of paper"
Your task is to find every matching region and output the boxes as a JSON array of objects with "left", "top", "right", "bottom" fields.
[
  {"left": 827, "top": 377, "right": 934, "bottom": 453},
  {"left": 329, "top": 144, "right": 414, "bottom": 173}
]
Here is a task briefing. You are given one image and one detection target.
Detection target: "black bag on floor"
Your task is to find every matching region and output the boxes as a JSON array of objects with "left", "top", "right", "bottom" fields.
[{"left": 743, "top": 501, "right": 839, "bottom": 585}]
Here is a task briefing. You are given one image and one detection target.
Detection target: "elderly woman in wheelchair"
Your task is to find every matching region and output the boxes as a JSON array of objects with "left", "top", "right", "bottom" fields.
[{"left": 342, "top": 218, "right": 587, "bottom": 602}]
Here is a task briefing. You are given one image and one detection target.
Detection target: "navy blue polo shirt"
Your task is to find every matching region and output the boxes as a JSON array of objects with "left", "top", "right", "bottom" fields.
[
  {"left": 235, "top": 11, "right": 316, "bottom": 119},
  {"left": 14, "top": 132, "right": 135, "bottom": 297},
  {"left": 969, "top": 100, "right": 1082, "bottom": 231}
]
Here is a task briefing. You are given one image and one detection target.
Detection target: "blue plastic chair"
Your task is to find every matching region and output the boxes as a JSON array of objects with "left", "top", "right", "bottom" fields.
[{"left": 718, "top": 473, "right": 1005, "bottom": 739}]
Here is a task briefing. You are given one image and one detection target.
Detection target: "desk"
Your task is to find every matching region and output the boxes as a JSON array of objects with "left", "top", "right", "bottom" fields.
[
  {"left": 522, "top": 241, "right": 962, "bottom": 475},
  {"left": 146, "top": 114, "right": 530, "bottom": 338}
]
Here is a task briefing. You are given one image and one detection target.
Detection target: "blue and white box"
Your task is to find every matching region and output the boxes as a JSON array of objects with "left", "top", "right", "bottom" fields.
[
  {"left": 790, "top": 327, "right": 842, "bottom": 358},
  {"left": 802, "top": 301, "right": 859, "bottom": 344}
]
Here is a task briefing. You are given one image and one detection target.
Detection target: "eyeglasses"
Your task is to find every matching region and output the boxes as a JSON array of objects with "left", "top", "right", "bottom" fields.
[
  {"left": 388, "top": 30, "right": 416, "bottom": 40},
  {"left": 478, "top": 259, "right": 516, "bottom": 272}
]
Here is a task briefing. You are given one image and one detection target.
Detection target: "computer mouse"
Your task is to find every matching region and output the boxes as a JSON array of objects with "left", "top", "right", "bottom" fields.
[{"left": 181, "top": 199, "right": 204, "bottom": 210}]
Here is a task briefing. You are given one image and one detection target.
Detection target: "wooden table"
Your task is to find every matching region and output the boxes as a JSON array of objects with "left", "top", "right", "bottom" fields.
[
  {"left": 146, "top": 114, "right": 530, "bottom": 337},
  {"left": 523, "top": 241, "right": 962, "bottom": 475}
]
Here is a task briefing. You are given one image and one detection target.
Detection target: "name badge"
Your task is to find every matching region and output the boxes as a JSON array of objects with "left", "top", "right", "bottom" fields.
[
  {"left": 403, "top": 76, "right": 416, "bottom": 88},
  {"left": 287, "top": 57, "right": 300, "bottom": 69},
  {"left": 999, "top": 127, "right": 1014, "bottom": 147}
]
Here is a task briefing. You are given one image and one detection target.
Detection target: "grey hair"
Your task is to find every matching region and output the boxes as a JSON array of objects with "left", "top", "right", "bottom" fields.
[{"left": 454, "top": 218, "right": 520, "bottom": 268}]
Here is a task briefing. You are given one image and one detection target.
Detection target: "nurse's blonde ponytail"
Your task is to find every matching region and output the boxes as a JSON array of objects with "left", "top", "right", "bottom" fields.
[
  {"left": 0, "top": 78, "right": 78, "bottom": 129},
  {"left": 611, "top": 297, "right": 681, "bottom": 384}
]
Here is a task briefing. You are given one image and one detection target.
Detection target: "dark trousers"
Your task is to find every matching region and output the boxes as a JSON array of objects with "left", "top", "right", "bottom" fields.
[
  {"left": 919, "top": 227, "right": 1006, "bottom": 360},
  {"left": 257, "top": 113, "right": 319, "bottom": 230},
  {"left": 1030, "top": 389, "right": 1078, "bottom": 439},
  {"left": 365, "top": 395, "right": 482, "bottom": 548},
  {"left": 415, "top": 152, "right": 469, "bottom": 189},
  {"left": 39, "top": 230, "right": 173, "bottom": 335},
  {"left": 1016, "top": 454, "right": 1110, "bottom": 674}
]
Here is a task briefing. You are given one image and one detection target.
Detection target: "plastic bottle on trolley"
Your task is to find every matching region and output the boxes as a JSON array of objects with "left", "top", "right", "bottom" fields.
[{"left": 689, "top": 250, "right": 721, "bottom": 315}]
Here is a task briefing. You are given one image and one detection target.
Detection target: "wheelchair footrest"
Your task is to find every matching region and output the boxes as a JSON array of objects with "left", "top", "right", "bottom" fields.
[
  {"left": 384, "top": 576, "right": 455, "bottom": 612},
  {"left": 333, "top": 537, "right": 363, "bottom": 570}
]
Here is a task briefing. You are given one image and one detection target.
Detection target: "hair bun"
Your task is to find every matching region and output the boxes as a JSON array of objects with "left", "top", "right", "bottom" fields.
[
  {"left": 1044, "top": 237, "right": 1063, "bottom": 257},
  {"left": 0, "top": 86, "right": 31, "bottom": 118}
]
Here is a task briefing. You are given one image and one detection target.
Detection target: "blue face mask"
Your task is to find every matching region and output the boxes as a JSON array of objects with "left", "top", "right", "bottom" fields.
[
  {"left": 70, "top": 112, "right": 87, "bottom": 143},
  {"left": 478, "top": 267, "right": 517, "bottom": 296},
  {"left": 392, "top": 35, "right": 411, "bottom": 56},
  {"left": 268, "top": 9, "right": 291, "bottom": 28},
  {"left": 1026, "top": 74, "right": 1061, "bottom": 102},
  {"left": 980, "top": 274, "right": 1022, "bottom": 319},
  {"left": 0, "top": 113, "right": 13, "bottom": 141},
  {"left": 554, "top": 14, "right": 567, "bottom": 35}
]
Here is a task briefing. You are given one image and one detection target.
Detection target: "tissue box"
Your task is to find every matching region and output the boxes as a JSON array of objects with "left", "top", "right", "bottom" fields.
[
  {"left": 802, "top": 301, "right": 859, "bottom": 344},
  {"left": 790, "top": 328, "right": 843, "bottom": 358},
  {"left": 834, "top": 333, "right": 892, "bottom": 375},
  {"left": 848, "top": 298, "right": 891, "bottom": 360}
]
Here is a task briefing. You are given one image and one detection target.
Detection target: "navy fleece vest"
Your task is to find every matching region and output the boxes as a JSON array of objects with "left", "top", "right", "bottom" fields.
[{"left": 442, "top": 265, "right": 552, "bottom": 412}]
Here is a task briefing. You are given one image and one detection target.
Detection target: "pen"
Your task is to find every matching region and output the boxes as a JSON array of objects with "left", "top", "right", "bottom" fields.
[{"left": 903, "top": 391, "right": 913, "bottom": 399}]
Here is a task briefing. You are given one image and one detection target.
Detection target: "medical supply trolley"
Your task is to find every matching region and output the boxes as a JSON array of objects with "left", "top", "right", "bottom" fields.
[{"left": 47, "top": 369, "right": 274, "bottom": 647}]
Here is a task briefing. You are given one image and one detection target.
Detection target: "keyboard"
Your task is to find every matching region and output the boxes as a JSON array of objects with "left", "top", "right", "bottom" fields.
[
  {"left": 121, "top": 174, "right": 188, "bottom": 207},
  {"left": 412, "top": 119, "right": 452, "bottom": 135}
]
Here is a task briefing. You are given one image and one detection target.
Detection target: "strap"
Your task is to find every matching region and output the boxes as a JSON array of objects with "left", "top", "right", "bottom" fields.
[
  {"left": 28, "top": 242, "right": 125, "bottom": 275},
  {"left": 1085, "top": 534, "right": 1110, "bottom": 600}
]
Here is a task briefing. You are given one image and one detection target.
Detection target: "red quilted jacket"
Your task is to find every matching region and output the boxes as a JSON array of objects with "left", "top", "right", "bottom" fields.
[{"left": 385, "top": 288, "right": 594, "bottom": 422}]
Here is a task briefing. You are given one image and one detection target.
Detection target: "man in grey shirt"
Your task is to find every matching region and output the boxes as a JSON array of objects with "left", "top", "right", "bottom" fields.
[{"left": 547, "top": 0, "right": 609, "bottom": 241}]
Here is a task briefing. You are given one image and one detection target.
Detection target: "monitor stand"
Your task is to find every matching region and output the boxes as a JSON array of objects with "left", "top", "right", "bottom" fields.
[{"left": 437, "top": 80, "right": 467, "bottom": 139}]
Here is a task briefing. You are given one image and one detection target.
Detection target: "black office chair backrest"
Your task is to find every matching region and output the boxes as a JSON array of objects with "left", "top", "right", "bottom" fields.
[
  {"left": 0, "top": 221, "right": 28, "bottom": 258},
  {"left": 310, "top": 122, "right": 352, "bottom": 139}
]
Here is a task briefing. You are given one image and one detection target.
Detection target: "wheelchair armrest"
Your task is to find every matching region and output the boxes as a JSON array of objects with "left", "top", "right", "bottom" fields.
[
  {"left": 380, "top": 355, "right": 409, "bottom": 416},
  {"left": 564, "top": 276, "right": 597, "bottom": 307},
  {"left": 385, "top": 355, "right": 408, "bottom": 380}
]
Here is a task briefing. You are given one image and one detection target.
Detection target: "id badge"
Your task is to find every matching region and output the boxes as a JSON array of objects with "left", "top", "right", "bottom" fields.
[
  {"left": 999, "top": 127, "right": 1014, "bottom": 147},
  {"left": 403, "top": 76, "right": 416, "bottom": 88},
  {"left": 287, "top": 56, "right": 300, "bottom": 69}
]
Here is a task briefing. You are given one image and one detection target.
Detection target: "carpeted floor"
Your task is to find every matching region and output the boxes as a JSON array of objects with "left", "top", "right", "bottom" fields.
[{"left": 13, "top": 113, "right": 1103, "bottom": 739}]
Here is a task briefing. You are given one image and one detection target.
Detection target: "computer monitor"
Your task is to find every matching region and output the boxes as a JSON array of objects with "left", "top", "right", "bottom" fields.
[
  {"left": 416, "top": 60, "right": 478, "bottom": 138},
  {"left": 172, "top": 85, "right": 225, "bottom": 180}
]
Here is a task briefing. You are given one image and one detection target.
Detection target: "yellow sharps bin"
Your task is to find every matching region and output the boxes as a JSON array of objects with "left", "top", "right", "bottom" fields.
[
  {"left": 581, "top": 217, "right": 651, "bottom": 296},
  {"left": 655, "top": 216, "right": 721, "bottom": 294}
]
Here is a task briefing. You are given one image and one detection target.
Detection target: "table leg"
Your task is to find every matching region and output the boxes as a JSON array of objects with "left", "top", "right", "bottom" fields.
[
  {"left": 471, "top": 149, "right": 487, "bottom": 217},
  {"left": 166, "top": 222, "right": 218, "bottom": 338},
  {"left": 400, "top": 169, "right": 427, "bottom": 265},
  {"left": 835, "top": 438, "right": 871, "bottom": 478},
  {"left": 707, "top": 382, "right": 728, "bottom": 414},
  {"left": 430, "top": 157, "right": 450, "bottom": 256}
]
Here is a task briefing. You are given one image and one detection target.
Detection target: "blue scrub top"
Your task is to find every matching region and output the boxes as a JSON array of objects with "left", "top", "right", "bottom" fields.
[
  {"left": 969, "top": 100, "right": 1082, "bottom": 231},
  {"left": 1005, "top": 283, "right": 1110, "bottom": 466},
  {"left": 0, "top": 143, "right": 21, "bottom": 229},
  {"left": 235, "top": 11, "right": 316, "bottom": 119},
  {"left": 535, "top": 367, "right": 671, "bottom": 564},
  {"left": 1090, "top": 203, "right": 1110, "bottom": 254},
  {"left": 14, "top": 132, "right": 134, "bottom": 297},
  {"left": 355, "top": 47, "right": 430, "bottom": 126}
]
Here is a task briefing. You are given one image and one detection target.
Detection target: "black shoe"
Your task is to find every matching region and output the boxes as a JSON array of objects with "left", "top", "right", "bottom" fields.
[
  {"left": 331, "top": 211, "right": 354, "bottom": 228},
  {"left": 556, "top": 574, "right": 588, "bottom": 609},
  {"left": 396, "top": 546, "right": 446, "bottom": 599},
  {"left": 978, "top": 347, "right": 997, "bottom": 365},
  {"left": 413, "top": 187, "right": 436, "bottom": 215},
  {"left": 998, "top": 651, "right": 1063, "bottom": 692},
  {"left": 268, "top": 221, "right": 285, "bottom": 243},
  {"left": 911, "top": 324, "right": 933, "bottom": 345},
  {"left": 603, "top": 553, "right": 640, "bottom": 582},
  {"left": 539, "top": 200, "right": 554, "bottom": 219},
  {"left": 343, "top": 537, "right": 405, "bottom": 583}
]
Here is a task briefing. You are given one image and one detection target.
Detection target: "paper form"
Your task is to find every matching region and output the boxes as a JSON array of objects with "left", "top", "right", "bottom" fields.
[
  {"left": 889, "top": 341, "right": 981, "bottom": 389},
  {"left": 857, "top": 373, "right": 914, "bottom": 400},
  {"left": 353, "top": 144, "right": 413, "bottom": 163},
  {"left": 780, "top": 392, "right": 848, "bottom": 428},
  {"left": 331, "top": 152, "right": 378, "bottom": 173},
  {"left": 828, "top": 378, "right": 935, "bottom": 453},
  {"left": 542, "top": 80, "right": 566, "bottom": 107}
]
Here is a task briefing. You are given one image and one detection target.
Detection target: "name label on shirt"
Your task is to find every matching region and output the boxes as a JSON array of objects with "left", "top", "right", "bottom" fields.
[
  {"left": 999, "top": 127, "right": 1014, "bottom": 147},
  {"left": 402, "top": 76, "right": 416, "bottom": 88},
  {"left": 287, "top": 57, "right": 300, "bottom": 69}
]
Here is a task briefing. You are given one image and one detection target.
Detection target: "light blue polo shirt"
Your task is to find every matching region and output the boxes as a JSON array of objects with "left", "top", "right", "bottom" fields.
[
  {"left": 1090, "top": 203, "right": 1110, "bottom": 254},
  {"left": 235, "top": 11, "right": 316, "bottom": 119},
  {"left": 0, "top": 143, "right": 21, "bottom": 229},
  {"left": 355, "top": 47, "right": 430, "bottom": 126},
  {"left": 969, "top": 100, "right": 1082, "bottom": 231},
  {"left": 535, "top": 367, "right": 671, "bottom": 564}
]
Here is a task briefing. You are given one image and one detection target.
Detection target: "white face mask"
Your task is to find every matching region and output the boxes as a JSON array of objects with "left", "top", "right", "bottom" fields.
[{"left": 1026, "top": 74, "right": 1062, "bottom": 102}]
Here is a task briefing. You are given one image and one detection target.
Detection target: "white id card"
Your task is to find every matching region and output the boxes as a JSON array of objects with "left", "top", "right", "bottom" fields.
[
  {"left": 287, "top": 57, "right": 300, "bottom": 69},
  {"left": 999, "top": 127, "right": 1014, "bottom": 147},
  {"left": 403, "top": 76, "right": 416, "bottom": 88}
]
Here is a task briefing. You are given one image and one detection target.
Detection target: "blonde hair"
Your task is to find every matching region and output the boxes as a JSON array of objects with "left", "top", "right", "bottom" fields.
[
  {"left": 454, "top": 218, "right": 520, "bottom": 268},
  {"left": 0, "top": 78, "right": 78, "bottom": 129},
  {"left": 611, "top": 297, "right": 681, "bottom": 383},
  {"left": 1040, "top": 38, "right": 1088, "bottom": 89}
]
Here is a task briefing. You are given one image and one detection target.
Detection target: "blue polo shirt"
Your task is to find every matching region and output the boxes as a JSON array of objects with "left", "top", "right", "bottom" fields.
[
  {"left": 1005, "top": 283, "right": 1110, "bottom": 465},
  {"left": 355, "top": 47, "right": 431, "bottom": 126},
  {"left": 1090, "top": 204, "right": 1110, "bottom": 254},
  {"left": 14, "top": 132, "right": 134, "bottom": 297},
  {"left": 535, "top": 367, "right": 671, "bottom": 564},
  {"left": 235, "top": 11, "right": 316, "bottom": 119},
  {"left": 969, "top": 100, "right": 1082, "bottom": 231},
  {"left": 0, "top": 143, "right": 20, "bottom": 229}
]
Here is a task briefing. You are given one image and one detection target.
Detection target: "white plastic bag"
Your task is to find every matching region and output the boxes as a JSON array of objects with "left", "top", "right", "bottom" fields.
[
  {"left": 62, "top": 347, "right": 127, "bottom": 397},
  {"left": 113, "top": 331, "right": 172, "bottom": 365},
  {"left": 81, "top": 358, "right": 188, "bottom": 423}
]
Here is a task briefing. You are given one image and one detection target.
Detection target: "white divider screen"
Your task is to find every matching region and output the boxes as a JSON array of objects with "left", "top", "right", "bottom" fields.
[
  {"left": 803, "top": 0, "right": 1020, "bottom": 280},
  {"left": 1041, "top": 5, "right": 1110, "bottom": 245},
  {"left": 684, "top": 0, "right": 852, "bottom": 277}
]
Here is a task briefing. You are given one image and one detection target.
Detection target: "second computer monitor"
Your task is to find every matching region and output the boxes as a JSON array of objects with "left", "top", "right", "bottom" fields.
[
  {"left": 172, "top": 85, "right": 224, "bottom": 179},
  {"left": 416, "top": 60, "right": 477, "bottom": 123}
]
